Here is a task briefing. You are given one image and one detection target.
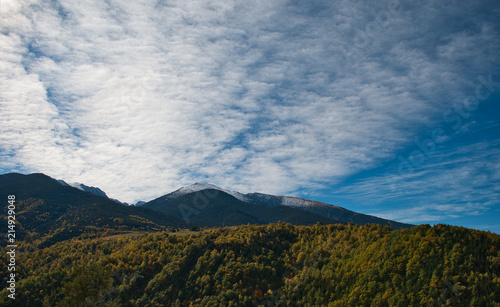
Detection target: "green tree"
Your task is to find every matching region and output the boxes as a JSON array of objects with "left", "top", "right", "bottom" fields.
[{"left": 56, "top": 261, "right": 116, "bottom": 307}]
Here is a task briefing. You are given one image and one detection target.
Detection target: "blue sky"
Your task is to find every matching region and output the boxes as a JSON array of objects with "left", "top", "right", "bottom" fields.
[{"left": 1, "top": 0, "right": 499, "bottom": 232}]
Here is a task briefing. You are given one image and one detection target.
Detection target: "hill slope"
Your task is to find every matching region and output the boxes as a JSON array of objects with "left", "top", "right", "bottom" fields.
[
  {"left": 0, "top": 173, "right": 185, "bottom": 247},
  {"left": 1, "top": 223, "right": 498, "bottom": 306}
]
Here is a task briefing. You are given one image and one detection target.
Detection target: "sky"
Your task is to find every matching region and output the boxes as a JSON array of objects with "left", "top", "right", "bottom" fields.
[{"left": 1, "top": 0, "right": 499, "bottom": 233}]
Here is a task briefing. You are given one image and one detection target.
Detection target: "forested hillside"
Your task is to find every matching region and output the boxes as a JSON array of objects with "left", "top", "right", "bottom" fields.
[
  {"left": 0, "top": 174, "right": 185, "bottom": 248},
  {"left": 1, "top": 223, "right": 499, "bottom": 306}
]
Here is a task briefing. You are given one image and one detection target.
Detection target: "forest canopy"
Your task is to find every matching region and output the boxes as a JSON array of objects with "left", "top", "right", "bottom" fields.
[{"left": 1, "top": 223, "right": 499, "bottom": 306}]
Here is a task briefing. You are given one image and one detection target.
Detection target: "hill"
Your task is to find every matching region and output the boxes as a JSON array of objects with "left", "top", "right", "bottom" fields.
[
  {"left": 0, "top": 173, "right": 185, "bottom": 247},
  {"left": 0, "top": 223, "right": 498, "bottom": 306}
]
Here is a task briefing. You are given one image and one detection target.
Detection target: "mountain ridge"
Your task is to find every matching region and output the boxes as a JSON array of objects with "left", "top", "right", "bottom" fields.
[
  {"left": 1, "top": 173, "right": 411, "bottom": 230},
  {"left": 57, "top": 179, "right": 145, "bottom": 206},
  {"left": 143, "top": 188, "right": 345, "bottom": 227},
  {"left": 0, "top": 173, "right": 185, "bottom": 247},
  {"left": 146, "top": 182, "right": 412, "bottom": 229}
]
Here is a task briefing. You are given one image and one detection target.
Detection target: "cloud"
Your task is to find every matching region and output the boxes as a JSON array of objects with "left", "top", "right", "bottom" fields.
[
  {"left": 1, "top": 0, "right": 499, "bottom": 205},
  {"left": 334, "top": 140, "right": 500, "bottom": 223},
  {"left": 370, "top": 202, "right": 491, "bottom": 224}
]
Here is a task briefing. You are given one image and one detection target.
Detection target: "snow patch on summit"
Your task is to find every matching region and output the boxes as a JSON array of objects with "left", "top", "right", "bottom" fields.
[
  {"left": 164, "top": 183, "right": 250, "bottom": 202},
  {"left": 57, "top": 180, "right": 108, "bottom": 198},
  {"left": 280, "top": 196, "right": 315, "bottom": 207},
  {"left": 160, "top": 183, "right": 325, "bottom": 209},
  {"left": 178, "top": 183, "right": 223, "bottom": 194}
]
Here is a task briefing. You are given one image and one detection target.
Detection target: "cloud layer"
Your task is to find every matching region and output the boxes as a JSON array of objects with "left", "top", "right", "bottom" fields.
[
  {"left": 1, "top": 0, "right": 499, "bottom": 218},
  {"left": 332, "top": 139, "right": 500, "bottom": 223}
]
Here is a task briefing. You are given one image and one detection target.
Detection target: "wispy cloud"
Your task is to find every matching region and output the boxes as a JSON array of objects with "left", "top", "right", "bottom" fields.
[
  {"left": 333, "top": 140, "right": 500, "bottom": 224},
  {"left": 1, "top": 0, "right": 499, "bottom": 208}
]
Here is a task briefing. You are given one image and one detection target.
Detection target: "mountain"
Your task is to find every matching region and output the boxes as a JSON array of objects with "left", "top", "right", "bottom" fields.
[
  {"left": 58, "top": 180, "right": 133, "bottom": 205},
  {"left": 0, "top": 173, "right": 186, "bottom": 247},
  {"left": 143, "top": 187, "right": 343, "bottom": 227},
  {"left": 58, "top": 180, "right": 109, "bottom": 198},
  {"left": 243, "top": 192, "right": 411, "bottom": 229},
  {"left": 1, "top": 175, "right": 498, "bottom": 306},
  {"left": 1, "top": 172, "right": 410, "bottom": 247},
  {"left": 143, "top": 183, "right": 412, "bottom": 229}
]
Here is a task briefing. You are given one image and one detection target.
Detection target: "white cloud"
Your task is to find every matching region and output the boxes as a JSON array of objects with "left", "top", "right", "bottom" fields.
[
  {"left": 335, "top": 140, "right": 500, "bottom": 223},
  {"left": 1, "top": 0, "right": 499, "bottom": 204},
  {"left": 372, "top": 202, "right": 492, "bottom": 224}
]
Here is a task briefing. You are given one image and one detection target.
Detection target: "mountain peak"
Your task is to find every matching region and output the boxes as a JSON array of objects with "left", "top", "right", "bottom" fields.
[
  {"left": 144, "top": 183, "right": 413, "bottom": 229},
  {"left": 161, "top": 182, "right": 250, "bottom": 203},
  {"left": 188, "top": 182, "right": 223, "bottom": 191},
  {"left": 175, "top": 182, "right": 224, "bottom": 196},
  {"left": 57, "top": 180, "right": 109, "bottom": 199}
]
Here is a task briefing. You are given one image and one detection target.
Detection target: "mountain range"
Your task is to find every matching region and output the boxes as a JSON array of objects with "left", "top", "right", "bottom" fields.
[
  {"left": 0, "top": 173, "right": 184, "bottom": 247},
  {"left": 143, "top": 182, "right": 411, "bottom": 229},
  {"left": 0, "top": 172, "right": 412, "bottom": 247},
  {"left": 57, "top": 180, "right": 143, "bottom": 206},
  {"left": 4, "top": 173, "right": 500, "bottom": 306},
  {"left": 55, "top": 177, "right": 411, "bottom": 228}
]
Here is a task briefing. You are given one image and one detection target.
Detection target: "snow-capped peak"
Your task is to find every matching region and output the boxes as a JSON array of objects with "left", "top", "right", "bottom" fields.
[
  {"left": 165, "top": 183, "right": 250, "bottom": 202},
  {"left": 57, "top": 180, "right": 108, "bottom": 198},
  {"left": 67, "top": 182, "right": 84, "bottom": 190},
  {"left": 180, "top": 183, "right": 224, "bottom": 194}
]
